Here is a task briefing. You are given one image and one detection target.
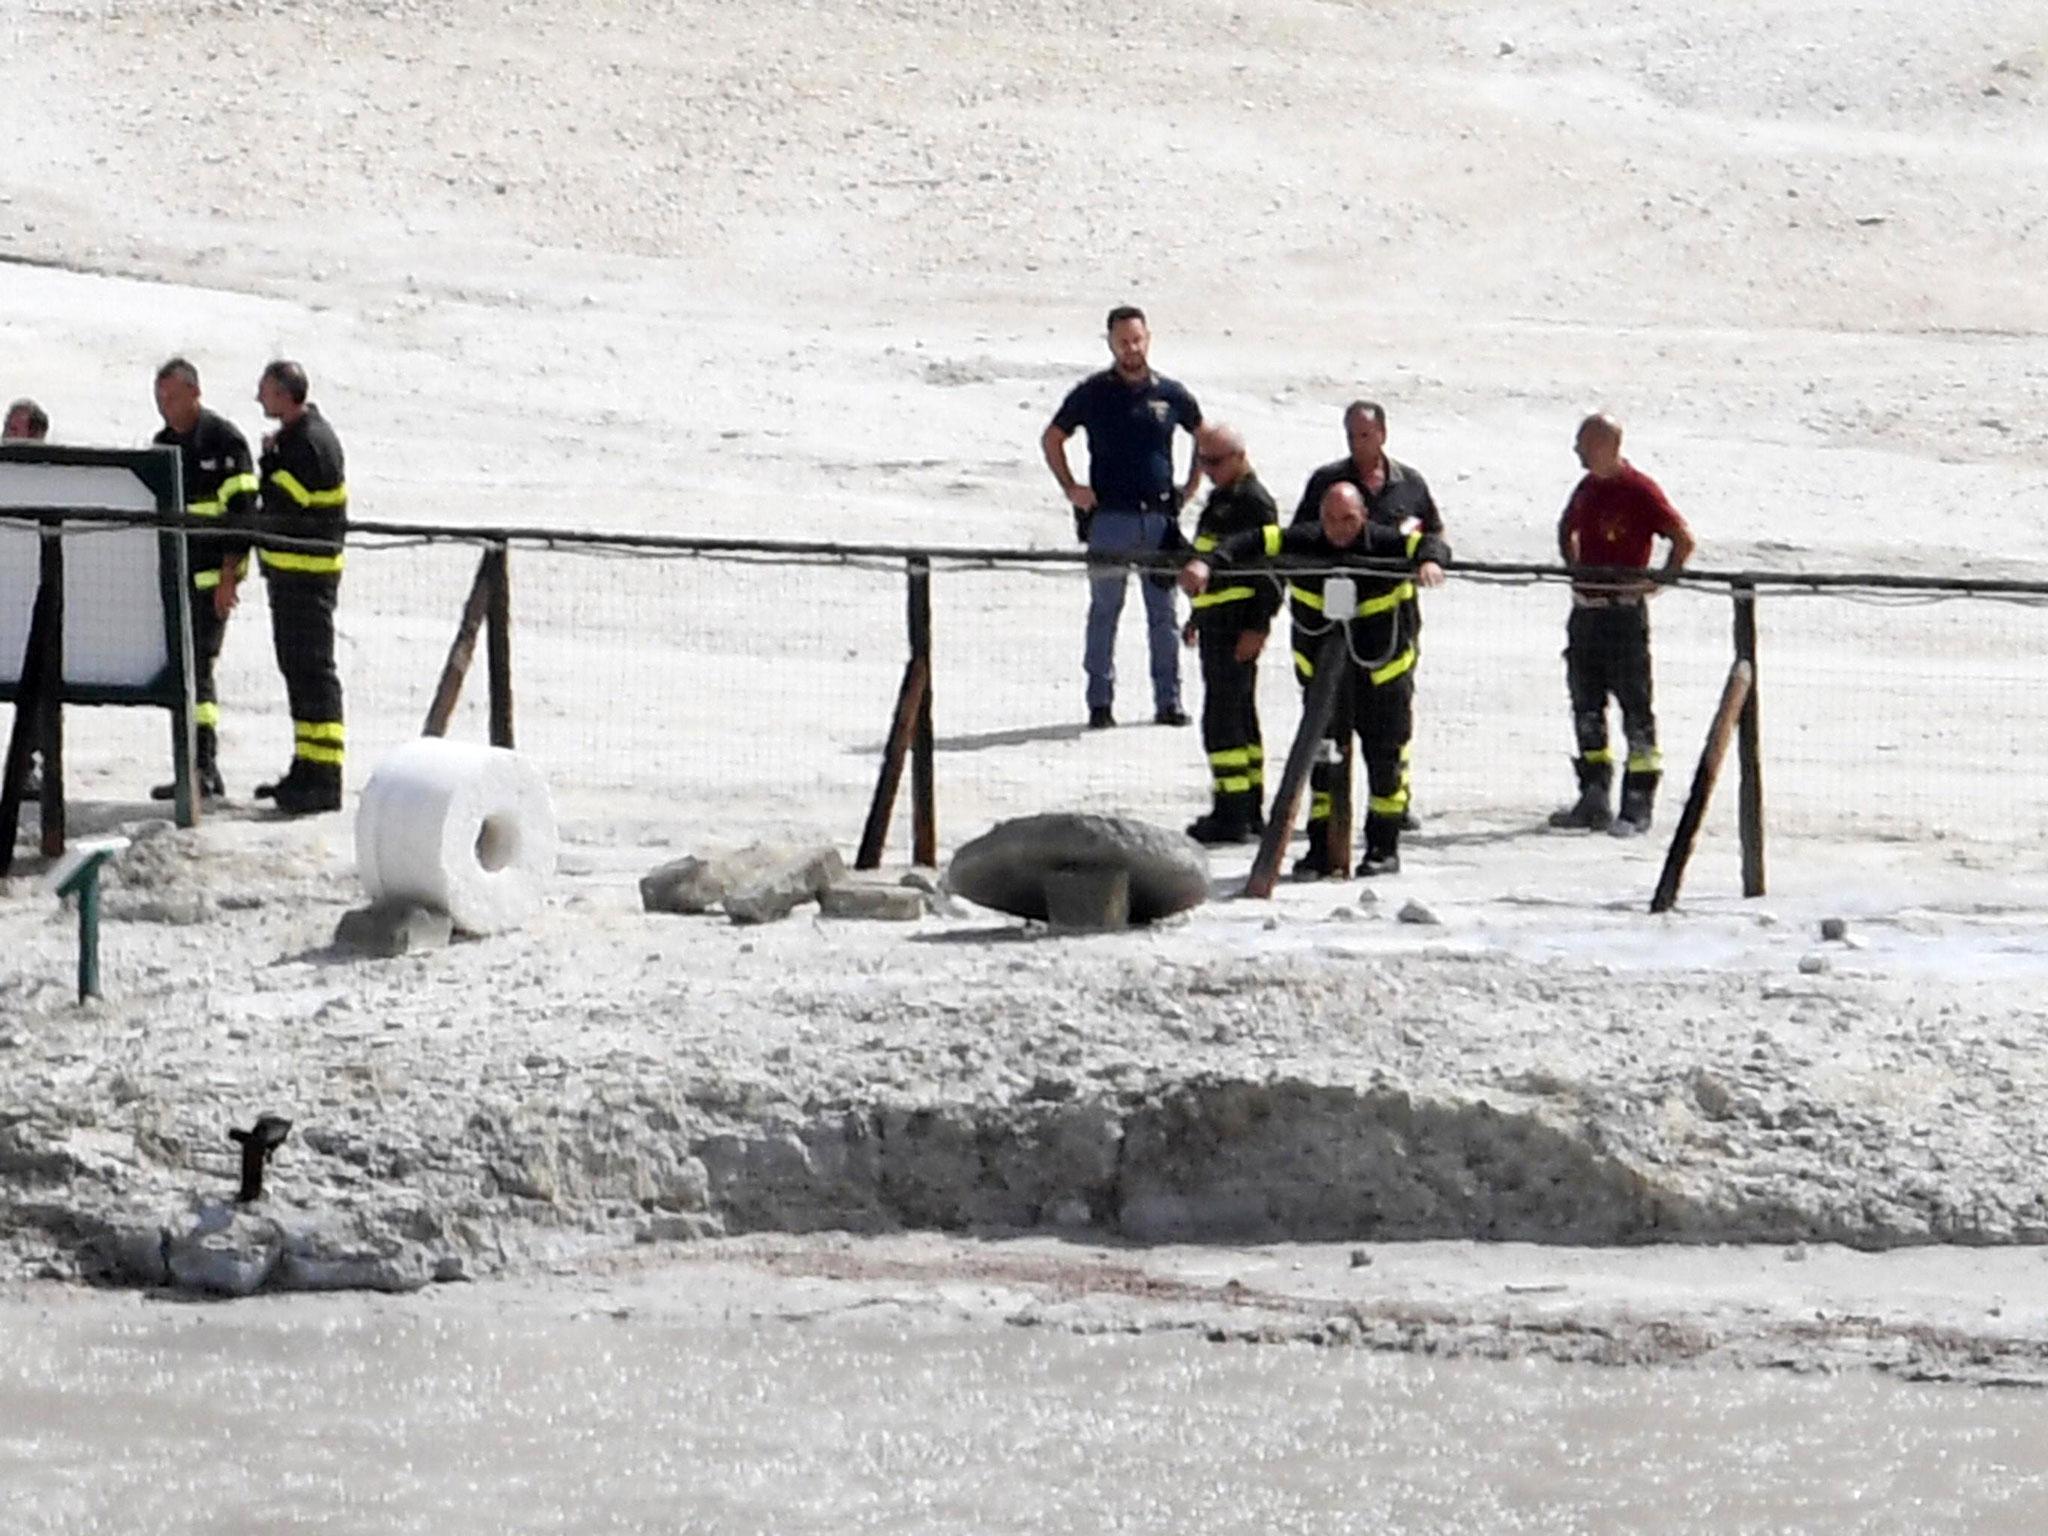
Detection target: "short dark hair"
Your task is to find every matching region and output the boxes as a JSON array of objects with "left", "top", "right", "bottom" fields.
[
  {"left": 155, "top": 356, "right": 201, "bottom": 388},
  {"left": 260, "top": 359, "right": 310, "bottom": 404},
  {"left": 1105, "top": 305, "right": 1147, "bottom": 332},
  {"left": 3, "top": 398, "right": 49, "bottom": 439},
  {"left": 1343, "top": 399, "right": 1386, "bottom": 429}
]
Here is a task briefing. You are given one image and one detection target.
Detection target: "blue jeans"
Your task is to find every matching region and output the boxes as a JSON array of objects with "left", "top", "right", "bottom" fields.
[{"left": 1084, "top": 508, "right": 1180, "bottom": 713}]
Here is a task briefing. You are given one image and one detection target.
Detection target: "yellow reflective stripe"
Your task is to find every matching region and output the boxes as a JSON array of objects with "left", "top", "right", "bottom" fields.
[
  {"left": 1308, "top": 792, "right": 1332, "bottom": 820},
  {"left": 194, "top": 554, "right": 251, "bottom": 589},
  {"left": 219, "top": 472, "right": 260, "bottom": 500},
  {"left": 1262, "top": 526, "right": 1284, "bottom": 557},
  {"left": 1356, "top": 580, "right": 1415, "bottom": 618},
  {"left": 1191, "top": 534, "right": 1219, "bottom": 553},
  {"left": 269, "top": 470, "right": 348, "bottom": 508},
  {"left": 193, "top": 702, "right": 220, "bottom": 728},
  {"left": 294, "top": 721, "right": 345, "bottom": 743},
  {"left": 1581, "top": 748, "right": 1615, "bottom": 766},
  {"left": 1290, "top": 579, "right": 1412, "bottom": 618},
  {"left": 294, "top": 743, "right": 345, "bottom": 765},
  {"left": 1404, "top": 530, "right": 1423, "bottom": 557},
  {"left": 1369, "top": 791, "right": 1410, "bottom": 816},
  {"left": 1208, "top": 748, "right": 1251, "bottom": 768},
  {"left": 1247, "top": 744, "right": 1264, "bottom": 762},
  {"left": 1369, "top": 645, "right": 1417, "bottom": 686},
  {"left": 1627, "top": 750, "right": 1663, "bottom": 773},
  {"left": 260, "top": 549, "right": 346, "bottom": 573},
  {"left": 1399, "top": 741, "right": 1412, "bottom": 763},
  {"left": 186, "top": 498, "right": 224, "bottom": 518},
  {"left": 1214, "top": 774, "right": 1253, "bottom": 793},
  {"left": 1293, "top": 650, "right": 1314, "bottom": 678},
  {"left": 1191, "top": 585, "right": 1255, "bottom": 610}
]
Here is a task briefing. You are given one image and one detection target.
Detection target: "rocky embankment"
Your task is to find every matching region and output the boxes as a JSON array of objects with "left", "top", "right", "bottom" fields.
[{"left": 4, "top": 823, "right": 2047, "bottom": 1297}]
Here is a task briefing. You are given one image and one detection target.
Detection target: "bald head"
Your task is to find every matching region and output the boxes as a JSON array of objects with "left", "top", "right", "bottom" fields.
[
  {"left": 1574, "top": 413, "right": 1624, "bottom": 476},
  {"left": 1319, "top": 482, "right": 1366, "bottom": 547}
]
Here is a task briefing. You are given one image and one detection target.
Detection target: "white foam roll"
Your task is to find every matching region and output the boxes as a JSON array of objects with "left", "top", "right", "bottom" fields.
[{"left": 355, "top": 738, "right": 558, "bottom": 935}]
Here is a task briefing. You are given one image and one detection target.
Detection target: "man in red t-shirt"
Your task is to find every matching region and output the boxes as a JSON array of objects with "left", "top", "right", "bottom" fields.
[{"left": 1548, "top": 414, "right": 1697, "bottom": 836}]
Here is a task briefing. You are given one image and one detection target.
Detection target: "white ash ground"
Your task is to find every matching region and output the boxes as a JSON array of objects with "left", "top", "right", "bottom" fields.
[
  {"left": 3, "top": 0, "right": 2048, "bottom": 1368},
  {"left": 5, "top": 809, "right": 2048, "bottom": 1323}
]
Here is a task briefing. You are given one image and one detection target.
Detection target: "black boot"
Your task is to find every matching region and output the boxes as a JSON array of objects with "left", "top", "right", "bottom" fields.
[
  {"left": 273, "top": 761, "right": 342, "bottom": 816},
  {"left": 153, "top": 725, "right": 226, "bottom": 801},
  {"left": 1291, "top": 820, "right": 1332, "bottom": 879},
  {"left": 1355, "top": 813, "right": 1401, "bottom": 877},
  {"left": 1548, "top": 757, "right": 1613, "bottom": 830},
  {"left": 1611, "top": 769, "right": 1661, "bottom": 837},
  {"left": 1186, "top": 796, "right": 1252, "bottom": 845},
  {"left": 255, "top": 760, "right": 305, "bottom": 801}
]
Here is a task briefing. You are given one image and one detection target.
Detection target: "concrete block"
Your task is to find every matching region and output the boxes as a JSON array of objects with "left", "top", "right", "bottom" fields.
[
  {"left": 820, "top": 882, "right": 927, "bottom": 921},
  {"left": 1044, "top": 867, "right": 1130, "bottom": 932},
  {"left": 334, "top": 902, "right": 454, "bottom": 957}
]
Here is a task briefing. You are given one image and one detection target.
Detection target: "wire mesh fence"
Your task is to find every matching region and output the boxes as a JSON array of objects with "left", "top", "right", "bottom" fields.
[{"left": 13, "top": 513, "right": 2048, "bottom": 867}]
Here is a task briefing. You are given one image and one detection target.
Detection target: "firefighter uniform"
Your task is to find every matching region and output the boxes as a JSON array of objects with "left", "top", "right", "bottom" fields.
[
  {"left": 153, "top": 408, "right": 258, "bottom": 798},
  {"left": 1287, "top": 456, "right": 1445, "bottom": 872},
  {"left": 254, "top": 405, "right": 348, "bottom": 814},
  {"left": 1209, "top": 515, "right": 1450, "bottom": 876},
  {"left": 1185, "top": 470, "right": 1281, "bottom": 842}
]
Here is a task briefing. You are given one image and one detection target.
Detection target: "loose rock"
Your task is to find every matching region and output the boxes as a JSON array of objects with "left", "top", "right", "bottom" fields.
[{"left": 723, "top": 847, "right": 847, "bottom": 925}]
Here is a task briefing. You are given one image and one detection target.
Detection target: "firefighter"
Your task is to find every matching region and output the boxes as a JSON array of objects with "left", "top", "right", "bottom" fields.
[
  {"left": 1549, "top": 413, "right": 1696, "bottom": 836},
  {"left": 1180, "top": 423, "right": 1281, "bottom": 844},
  {"left": 1289, "top": 401, "right": 1446, "bottom": 862},
  {"left": 1182, "top": 482, "right": 1450, "bottom": 877},
  {"left": 220, "top": 360, "right": 348, "bottom": 816},
  {"left": 148, "top": 357, "right": 259, "bottom": 801}
]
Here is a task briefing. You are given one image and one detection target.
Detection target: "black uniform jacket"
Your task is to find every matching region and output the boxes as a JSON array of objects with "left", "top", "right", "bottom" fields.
[
  {"left": 155, "top": 408, "right": 258, "bottom": 588},
  {"left": 256, "top": 405, "right": 348, "bottom": 575},
  {"left": 1188, "top": 471, "right": 1282, "bottom": 634},
  {"left": 1289, "top": 454, "right": 1445, "bottom": 667},
  {"left": 1212, "top": 517, "right": 1451, "bottom": 682}
]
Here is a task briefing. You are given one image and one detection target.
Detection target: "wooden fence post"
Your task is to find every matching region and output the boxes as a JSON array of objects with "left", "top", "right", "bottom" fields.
[
  {"left": 485, "top": 542, "right": 514, "bottom": 749},
  {"left": 908, "top": 556, "right": 936, "bottom": 868},
  {"left": 35, "top": 524, "right": 64, "bottom": 857},
  {"left": 1731, "top": 579, "right": 1766, "bottom": 897}
]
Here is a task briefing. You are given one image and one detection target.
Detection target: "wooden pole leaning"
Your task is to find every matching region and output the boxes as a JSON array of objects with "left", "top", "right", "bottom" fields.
[
  {"left": 1650, "top": 659, "right": 1754, "bottom": 915},
  {"left": 1244, "top": 627, "right": 1351, "bottom": 899},
  {"left": 857, "top": 556, "right": 937, "bottom": 871},
  {"left": 422, "top": 547, "right": 497, "bottom": 737},
  {"left": 420, "top": 541, "right": 514, "bottom": 747}
]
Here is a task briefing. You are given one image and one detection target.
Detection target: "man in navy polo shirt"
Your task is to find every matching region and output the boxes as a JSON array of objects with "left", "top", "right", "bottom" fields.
[{"left": 1041, "top": 306, "right": 1203, "bottom": 729}]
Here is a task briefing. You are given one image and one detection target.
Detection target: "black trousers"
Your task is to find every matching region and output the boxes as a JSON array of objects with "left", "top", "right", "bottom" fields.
[
  {"left": 190, "top": 589, "right": 226, "bottom": 720},
  {"left": 267, "top": 570, "right": 344, "bottom": 768},
  {"left": 1297, "top": 622, "right": 1417, "bottom": 848},
  {"left": 1566, "top": 603, "right": 1657, "bottom": 780},
  {"left": 1198, "top": 628, "right": 1263, "bottom": 805}
]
